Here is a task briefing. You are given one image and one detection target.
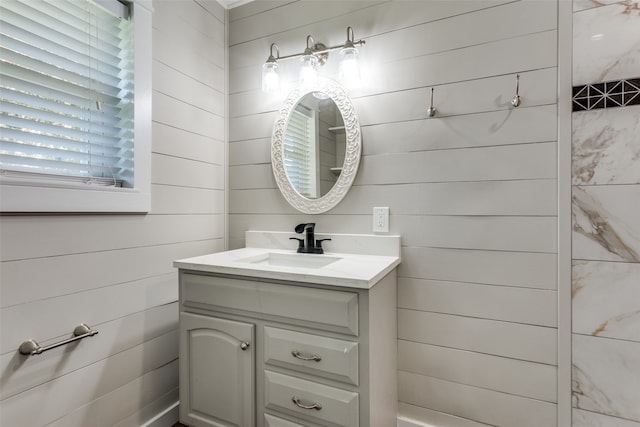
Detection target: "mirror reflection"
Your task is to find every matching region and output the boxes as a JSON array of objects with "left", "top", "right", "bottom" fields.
[{"left": 283, "top": 92, "right": 345, "bottom": 199}]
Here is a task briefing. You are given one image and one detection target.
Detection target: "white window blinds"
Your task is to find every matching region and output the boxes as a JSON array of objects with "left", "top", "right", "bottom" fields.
[
  {"left": 284, "top": 105, "right": 318, "bottom": 198},
  {"left": 0, "top": 0, "right": 134, "bottom": 187}
]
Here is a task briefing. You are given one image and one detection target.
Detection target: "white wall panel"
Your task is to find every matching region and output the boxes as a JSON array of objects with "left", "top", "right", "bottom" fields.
[
  {"left": 229, "top": 138, "right": 271, "bottom": 165},
  {"left": 357, "top": 142, "right": 557, "bottom": 185},
  {"left": 50, "top": 373, "right": 178, "bottom": 427},
  {"left": 0, "top": 331, "right": 178, "bottom": 426},
  {"left": 398, "top": 278, "right": 557, "bottom": 327},
  {"left": 153, "top": 122, "right": 224, "bottom": 164},
  {"left": 152, "top": 29, "right": 224, "bottom": 90},
  {"left": 399, "top": 372, "right": 557, "bottom": 427},
  {"left": 0, "top": 214, "right": 222, "bottom": 261},
  {"left": 400, "top": 247, "right": 557, "bottom": 290},
  {"left": 153, "top": 5, "right": 224, "bottom": 69},
  {"left": 1, "top": 303, "right": 177, "bottom": 398},
  {"left": 229, "top": 0, "right": 514, "bottom": 70},
  {"left": 368, "top": 31, "right": 557, "bottom": 95},
  {"left": 1, "top": 240, "right": 215, "bottom": 308},
  {"left": 362, "top": 104, "right": 558, "bottom": 155},
  {"left": 229, "top": 0, "right": 383, "bottom": 46},
  {"left": 398, "top": 340, "right": 557, "bottom": 402},
  {"left": 396, "top": 215, "right": 556, "bottom": 253},
  {"left": 231, "top": 180, "right": 557, "bottom": 216},
  {"left": 230, "top": 143, "right": 558, "bottom": 189},
  {"left": 398, "top": 310, "right": 557, "bottom": 364},
  {"left": 228, "top": 1, "right": 559, "bottom": 425},
  {"left": 230, "top": 111, "right": 277, "bottom": 141},
  {"left": 153, "top": 92, "right": 224, "bottom": 140},
  {"left": 152, "top": 154, "right": 225, "bottom": 189},
  {"left": 399, "top": 403, "right": 494, "bottom": 427},
  {"left": 154, "top": 60, "right": 224, "bottom": 116},
  {"left": 356, "top": 69, "right": 557, "bottom": 123},
  {"left": 0, "top": 2, "right": 226, "bottom": 425},
  {"left": 151, "top": 185, "right": 225, "bottom": 215},
  {"left": 160, "top": 0, "right": 224, "bottom": 42},
  {"left": 230, "top": 1, "right": 297, "bottom": 22}
]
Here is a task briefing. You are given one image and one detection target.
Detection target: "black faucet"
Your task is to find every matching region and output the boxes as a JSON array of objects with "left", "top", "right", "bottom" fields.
[{"left": 290, "top": 223, "right": 331, "bottom": 254}]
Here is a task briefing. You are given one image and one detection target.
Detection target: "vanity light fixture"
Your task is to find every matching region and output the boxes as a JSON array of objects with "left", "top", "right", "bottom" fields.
[
  {"left": 299, "top": 36, "right": 320, "bottom": 89},
  {"left": 262, "top": 43, "right": 280, "bottom": 93},
  {"left": 339, "top": 27, "right": 361, "bottom": 87},
  {"left": 261, "top": 26, "right": 366, "bottom": 93}
]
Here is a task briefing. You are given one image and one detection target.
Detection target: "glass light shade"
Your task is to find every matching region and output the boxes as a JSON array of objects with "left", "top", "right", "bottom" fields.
[
  {"left": 339, "top": 47, "right": 360, "bottom": 88},
  {"left": 299, "top": 54, "right": 318, "bottom": 89},
  {"left": 262, "top": 61, "right": 279, "bottom": 93}
]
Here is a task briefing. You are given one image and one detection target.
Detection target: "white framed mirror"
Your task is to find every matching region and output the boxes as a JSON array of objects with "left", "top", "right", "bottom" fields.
[{"left": 271, "top": 77, "right": 361, "bottom": 214}]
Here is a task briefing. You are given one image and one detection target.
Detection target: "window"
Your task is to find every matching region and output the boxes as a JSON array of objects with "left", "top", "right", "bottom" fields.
[
  {"left": 284, "top": 104, "right": 318, "bottom": 198},
  {"left": 0, "top": 0, "right": 151, "bottom": 213}
]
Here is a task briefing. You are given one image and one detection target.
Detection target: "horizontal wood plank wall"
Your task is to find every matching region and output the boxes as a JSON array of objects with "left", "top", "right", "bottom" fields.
[
  {"left": 228, "top": 1, "right": 559, "bottom": 426},
  {"left": 0, "top": 0, "right": 226, "bottom": 425}
]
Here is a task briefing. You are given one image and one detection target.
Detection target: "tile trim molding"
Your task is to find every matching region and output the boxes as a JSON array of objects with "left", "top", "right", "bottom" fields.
[{"left": 572, "top": 78, "right": 640, "bottom": 111}]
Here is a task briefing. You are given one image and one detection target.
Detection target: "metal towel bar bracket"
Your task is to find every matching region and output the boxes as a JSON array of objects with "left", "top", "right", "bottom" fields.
[{"left": 19, "top": 323, "right": 99, "bottom": 356}]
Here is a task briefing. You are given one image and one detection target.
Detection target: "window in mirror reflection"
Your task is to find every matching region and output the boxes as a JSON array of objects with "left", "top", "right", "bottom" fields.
[
  {"left": 283, "top": 93, "right": 346, "bottom": 199},
  {"left": 284, "top": 104, "right": 318, "bottom": 198}
]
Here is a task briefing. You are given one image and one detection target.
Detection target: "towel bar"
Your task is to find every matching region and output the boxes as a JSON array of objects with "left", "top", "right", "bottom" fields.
[{"left": 19, "top": 323, "right": 98, "bottom": 356}]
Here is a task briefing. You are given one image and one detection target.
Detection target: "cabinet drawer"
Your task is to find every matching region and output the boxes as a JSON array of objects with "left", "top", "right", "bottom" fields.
[
  {"left": 264, "top": 327, "right": 358, "bottom": 385},
  {"left": 264, "top": 371, "right": 359, "bottom": 427},
  {"left": 182, "top": 273, "right": 358, "bottom": 335}
]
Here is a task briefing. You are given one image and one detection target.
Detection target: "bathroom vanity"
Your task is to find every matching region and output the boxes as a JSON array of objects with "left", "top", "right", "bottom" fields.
[{"left": 174, "top": 232, "right": 400, "bottom": 427}]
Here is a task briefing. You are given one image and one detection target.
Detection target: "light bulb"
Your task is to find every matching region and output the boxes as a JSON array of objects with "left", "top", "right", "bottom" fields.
[
  {"left": 339, "top": 46, "right": 360, "bottom": 88},
  {"left": 299, "top": 54, "right": 318, "bottom": 89},
  {"left": 261, "top": 61, "right": 279, "bottom": 93}
]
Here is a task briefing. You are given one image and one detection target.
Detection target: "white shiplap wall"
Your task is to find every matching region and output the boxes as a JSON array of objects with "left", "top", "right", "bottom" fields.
[
  {"left": 228, "top": 1, "right": 559, "bottom": 426},
  {"left": 0, "top": 1, "right": 226, "bottom": 425}
]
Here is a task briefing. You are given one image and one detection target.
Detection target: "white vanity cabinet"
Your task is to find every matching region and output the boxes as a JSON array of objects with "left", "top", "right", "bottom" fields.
[
  {"left": 179, "top": 313, "right": 255, "bottom": 426},
  {"left": 177, "top": 269, "right": 397, "bottom": 427}
]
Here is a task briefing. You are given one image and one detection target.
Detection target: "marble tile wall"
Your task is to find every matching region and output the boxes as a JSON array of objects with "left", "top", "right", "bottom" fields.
[{"left": 571, "top": 1, "right": 640, "bottom": 426}]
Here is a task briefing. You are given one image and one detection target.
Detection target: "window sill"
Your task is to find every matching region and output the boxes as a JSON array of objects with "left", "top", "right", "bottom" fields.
[{"left": 0, "top": 179, "right": 150, "bottom": 213}]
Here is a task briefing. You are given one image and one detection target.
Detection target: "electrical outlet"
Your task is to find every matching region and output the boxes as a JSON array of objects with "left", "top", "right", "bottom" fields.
[{"left": 373, "top": 207, "right": 389, "bottom": 233}]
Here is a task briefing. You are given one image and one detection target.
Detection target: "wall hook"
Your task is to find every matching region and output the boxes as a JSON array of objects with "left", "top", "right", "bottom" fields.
[
  {"left": 427, "top": 87, "right": 436, "bottom": 117},
  {"left": 511, "top": 74, "right": 521, "bottom": 107}
]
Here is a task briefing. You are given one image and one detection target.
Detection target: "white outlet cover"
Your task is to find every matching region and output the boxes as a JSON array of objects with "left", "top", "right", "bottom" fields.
[{"left": 373, "top": 207, "right": 389, "bottom": 232}]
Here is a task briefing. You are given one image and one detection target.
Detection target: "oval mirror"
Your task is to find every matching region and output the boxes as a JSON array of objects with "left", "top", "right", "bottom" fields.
[{"left": 271, "top": 78, "right": 361, "bottom": 214}]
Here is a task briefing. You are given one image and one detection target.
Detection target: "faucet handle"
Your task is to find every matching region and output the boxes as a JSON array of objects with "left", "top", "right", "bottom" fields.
[
  {"left": 289, "top": 237, "right": 304, "bottom": 252},
  {"left": 315, "top": 238, "right": 331, "bottom": 254},
  {"left": 295, "top": 223, "right": 315, "bottom": 234}
]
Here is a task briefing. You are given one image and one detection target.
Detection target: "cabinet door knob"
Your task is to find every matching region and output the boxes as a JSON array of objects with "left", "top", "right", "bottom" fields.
[
  {"left": 291, "top": 350, "right": 321, "bottom": 362},
  {"left": 240, "top": 341, "right": 250, "bottom": 351},
  {"left": 292, "top": 396, "right": 322, "bottom": 410}
]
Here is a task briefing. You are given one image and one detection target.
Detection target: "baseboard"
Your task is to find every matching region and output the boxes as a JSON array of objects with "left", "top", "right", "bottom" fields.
[
  {"left": 397, "top": 416, "right": 437, "bottom": 427},
  {"left": 141, "top": 401, "right": 179, "bottom": 427},
  {"left": 145, "top": 405, "right": 430, "bottom": 427}
]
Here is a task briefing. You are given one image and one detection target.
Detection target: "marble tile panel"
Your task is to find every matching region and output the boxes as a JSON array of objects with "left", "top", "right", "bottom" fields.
[
  {"left": 574, "top": 408, "right": 640, "bottom": 426},
  {"left": 572, "top": 334, "right": 640, "bottom": 422},
  {"left": 574, "top": 0, "right": 632, "bottom": 13},
  {"left": 573, "top": 2, "right": 640, "bottom": 85},
  {"left": 572, "top": 185, "right": 640, "bottom": 262},
  {"left": 572, "top": 260, "right": 640, "bottom": 342},
  {"left": 572, "top": 105, "right": 640, "bottom": 185}
]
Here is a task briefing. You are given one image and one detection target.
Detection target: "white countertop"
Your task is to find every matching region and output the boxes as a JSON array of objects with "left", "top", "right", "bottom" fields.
[{"left": 174, "top": 247, "right": 400, "bottom": 290}]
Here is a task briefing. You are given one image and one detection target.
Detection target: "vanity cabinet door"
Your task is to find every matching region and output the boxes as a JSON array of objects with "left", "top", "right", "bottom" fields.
[{"left": 180, "top": 313, "right": 255, "bottom": 427}]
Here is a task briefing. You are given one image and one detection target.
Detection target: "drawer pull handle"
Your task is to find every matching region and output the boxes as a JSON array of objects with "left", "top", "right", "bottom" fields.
[
  {"left": 291, "top": 350, "right": 321, "bottom": 362},
  {"left": 240, "top": 341, "right": 250, "bottom": 351},
  {"left": 292, "top": 396, "right": 322, "bottom": 411}
]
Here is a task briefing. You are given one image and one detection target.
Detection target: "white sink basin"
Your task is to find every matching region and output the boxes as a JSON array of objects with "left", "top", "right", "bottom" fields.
[
  {"left": 237, "top": 252, "right": 342, "bottom": 269},
  {"left": 174, "top": 232, "right": 401, "bottom": 289}
]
